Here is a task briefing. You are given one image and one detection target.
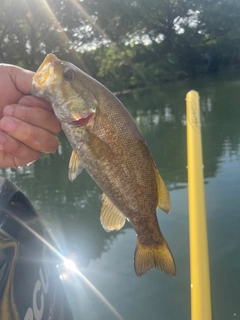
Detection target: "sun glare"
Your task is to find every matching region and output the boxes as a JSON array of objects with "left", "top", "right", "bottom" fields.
[
  {"left": 40, "top": 0, "right": 71, "bottom": 45},
  {"left": 68, "top": 0, "right": 109, "bottom": 41},
  {"left": 63, "top": 258, "right": 78, "bottom": 272},
  {"left": 6, "top": 209, "right": 123, "bottom": 320}
]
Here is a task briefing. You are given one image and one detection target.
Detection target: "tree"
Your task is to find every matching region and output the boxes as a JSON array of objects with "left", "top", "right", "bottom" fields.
[
  {"left": 1, "top": 0, "right": 240, "bottom": 89},
  {"left": 0, "top": 0, "right": 94, "bottom": 69}
]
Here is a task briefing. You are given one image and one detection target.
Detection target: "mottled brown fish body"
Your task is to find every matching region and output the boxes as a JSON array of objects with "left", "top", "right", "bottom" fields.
[{"left": 31, "top": 54, "right": 176, "bottom": 277}]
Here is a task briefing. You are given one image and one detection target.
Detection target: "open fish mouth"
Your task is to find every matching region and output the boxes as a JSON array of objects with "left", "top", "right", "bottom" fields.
[
  {"left": 32, "top": 54, "right": 59, "bottom": 88},
  {"left": 69, "top": 112, "right": 94, "bottom": 127}
]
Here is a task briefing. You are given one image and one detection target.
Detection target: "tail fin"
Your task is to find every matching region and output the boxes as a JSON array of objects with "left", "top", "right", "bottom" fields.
[{"left": 134, "top": 239, "right": 176, "bottom": 277}]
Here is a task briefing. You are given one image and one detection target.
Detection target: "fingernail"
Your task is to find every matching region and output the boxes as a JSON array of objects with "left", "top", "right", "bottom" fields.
[
  {"left": 0, "top": 133, "right": 6, "bottom": 150},
  {"left": 3, "top": 105, "right": 14, "bottom": 117},
  {"left": 0, "top": 118, "right": 16, "bottom": 132}
]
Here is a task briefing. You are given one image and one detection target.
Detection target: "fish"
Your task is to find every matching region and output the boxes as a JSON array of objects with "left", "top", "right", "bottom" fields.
[{"left": 31, "top": 54, "right": 176, "bottom": 277}]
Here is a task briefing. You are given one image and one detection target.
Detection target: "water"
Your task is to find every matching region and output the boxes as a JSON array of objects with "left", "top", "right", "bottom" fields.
[{"left": 2, "top": 75, "right": 240, "bottom": 320}]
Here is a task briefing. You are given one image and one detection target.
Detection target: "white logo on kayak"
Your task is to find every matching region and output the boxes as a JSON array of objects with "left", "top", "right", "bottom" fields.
[{"left": 24, "top": 263, "right": 50, "bottom": 320}]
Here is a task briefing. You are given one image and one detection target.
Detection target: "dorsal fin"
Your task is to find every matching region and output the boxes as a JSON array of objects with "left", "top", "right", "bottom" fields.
[
  {"left": 100, "top": 194, "right": 126, "bottom": 232},
  {"left": 154, "top": 166, "right": 171, "bottom": 214}
]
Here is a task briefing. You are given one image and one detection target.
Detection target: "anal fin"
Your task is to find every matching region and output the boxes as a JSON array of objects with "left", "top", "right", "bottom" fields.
[
  {"left": 68, "top": 150, "right": 84, "bottom": 181},
  {"left": 155, "top": 166, "right": 171, "bottom": 214},
  {"left": 100, "top": 194, "right": 126, "bottom": 232},
  {"left": 134, "top": 238, "right": 176, "bottom": 277}
]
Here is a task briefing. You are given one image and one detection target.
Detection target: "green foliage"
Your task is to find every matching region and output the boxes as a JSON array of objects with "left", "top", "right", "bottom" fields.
[{"left": 1, "top": 0, "right": 240, "bottom": 89}]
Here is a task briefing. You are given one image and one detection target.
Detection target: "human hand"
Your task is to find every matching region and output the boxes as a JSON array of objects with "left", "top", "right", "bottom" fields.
[{"left": 0, "top": 64, "right": 61, "bottom": 168}]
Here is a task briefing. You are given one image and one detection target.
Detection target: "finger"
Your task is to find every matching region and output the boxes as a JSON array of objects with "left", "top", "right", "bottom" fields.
[
  {"left": 0, "top": 152, "right": 19, "bottom": 168},
  {"left": 18, "top": 95, "right": 53, "bottom": 111},
  {"left": 1, "top": 65, "right": 34, "bottom": 95},
  {"left": 3, "top": 104, "right": 61, "bottom": 134},
  {"left": 6, "top": 65, "right": 34, "bottom": 95},
  {"left": 0, "top": 117, "right": 59, "bottom": 153},
  {"left": 0, "top": 132, "right": 41, "bottom": 168}
]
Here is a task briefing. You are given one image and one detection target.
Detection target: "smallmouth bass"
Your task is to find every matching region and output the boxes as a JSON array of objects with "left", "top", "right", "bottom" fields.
[{"left": 31, "top": 54, "right": 176, "bottom": 277}]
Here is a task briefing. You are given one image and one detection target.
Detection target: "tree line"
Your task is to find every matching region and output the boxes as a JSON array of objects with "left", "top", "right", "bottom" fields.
[{"left": 1, "top": 0, "right": 240, "bottom": 90}]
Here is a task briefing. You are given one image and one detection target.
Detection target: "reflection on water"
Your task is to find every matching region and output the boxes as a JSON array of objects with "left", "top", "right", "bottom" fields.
[{"left": 1, "top": 75, "right": 240, "bottom": 319}]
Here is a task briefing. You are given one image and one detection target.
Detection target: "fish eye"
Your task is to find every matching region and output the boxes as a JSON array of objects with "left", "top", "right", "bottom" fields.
[{"left": 63, "top": 69, "right": 74, "bottom": 81}]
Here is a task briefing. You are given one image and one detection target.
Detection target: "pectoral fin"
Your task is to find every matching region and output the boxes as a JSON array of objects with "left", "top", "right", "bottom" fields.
[
  {"left": 155, "top": 167, "right": 171, "bottom": 214},
  {"left": 100, "top": 194, "right": 126, "bottom": 232},
  {"left": 68, "top": 150, "right": 84, "bottom": 181}
]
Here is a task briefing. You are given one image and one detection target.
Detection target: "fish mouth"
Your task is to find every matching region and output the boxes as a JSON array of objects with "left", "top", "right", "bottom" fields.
[
  {"left": 69, "top": 112, "right": 94, "bottom": 127},
  {"left": 32, "top": 54, "right": 59, "bottom": 88}
]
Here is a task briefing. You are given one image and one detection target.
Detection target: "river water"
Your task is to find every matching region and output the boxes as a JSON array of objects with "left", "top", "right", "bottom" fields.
[{"left": 2, "top": 74, "right": 240, "bottom": 320}]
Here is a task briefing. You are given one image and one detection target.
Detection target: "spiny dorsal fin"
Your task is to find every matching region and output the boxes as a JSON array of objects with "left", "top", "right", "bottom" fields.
[
  {"left": 100, "top": 194, "right": 126, "bottom": 232},
  {"left": 134, "top": 238, "right": 176, "bottom": 277},
  {"left": 154, "top": 166, "right": 171, "bottom": 214},
  {"left": 68, "top": 150, "right": 83, "bottom": 182}
]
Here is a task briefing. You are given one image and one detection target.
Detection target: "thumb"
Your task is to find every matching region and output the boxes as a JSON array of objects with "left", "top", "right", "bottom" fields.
[
  {"left": 13, "top": 66, "right": 35, "bottom": 94},
  {"left": 5, "top": 64, "right": 35, "bottom": 95}
]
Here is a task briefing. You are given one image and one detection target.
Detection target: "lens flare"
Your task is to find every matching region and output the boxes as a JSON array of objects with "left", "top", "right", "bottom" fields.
[
  {"left": 68, "top": 0, "right": 110, "bottom": 42},
  {"left": 64, "top": 258, "right": 77, "bottom": 272},
  {"left": 38, "top": 0, "right": 71, "bottom": 45},
  {"left": 5, "top": 209, "right": 123, "bottom": 320}
]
